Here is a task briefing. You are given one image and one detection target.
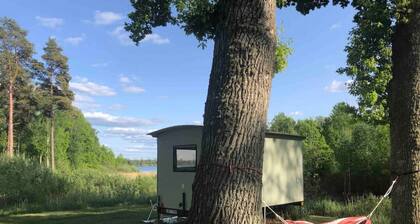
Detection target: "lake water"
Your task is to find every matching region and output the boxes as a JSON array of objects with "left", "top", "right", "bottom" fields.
[{"left": 138, "top": 165, "right": 157, "bottom": 173}]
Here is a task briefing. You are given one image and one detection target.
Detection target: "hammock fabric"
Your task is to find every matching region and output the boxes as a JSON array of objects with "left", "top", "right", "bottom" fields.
[{"left": 285, "top": 217, "right": 371, "bottom": 224}]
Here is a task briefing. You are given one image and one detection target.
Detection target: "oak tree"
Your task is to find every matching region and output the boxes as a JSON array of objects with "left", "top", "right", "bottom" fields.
[
  {"left": 337, "top": 0, "right": 419, "bottom": 221},
  {"left": 284, "top": 0, "right": 419, "bottom": 221},
  {"left": 125, "top": 0, "right": 347, "bottom": 223},
  {"left": 127, "top": 0, "right": 419, "bottom": 222},
  {"left": 389, "top": 1, "right": 420, "bottom": 222}
]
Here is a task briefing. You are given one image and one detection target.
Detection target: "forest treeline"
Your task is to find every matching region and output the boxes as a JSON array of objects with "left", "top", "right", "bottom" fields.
[
  {"left": 0, "top": 17, "right": 130, "bottom": 171},
  {"left": 128, "top": 159, "right": 157, "bottom": 167},
  {"left": 0, "top": 18, "right": 156, "bottom": 213},
  {"left": 270, "top": 102, "right": 390, "bottom": 198}
]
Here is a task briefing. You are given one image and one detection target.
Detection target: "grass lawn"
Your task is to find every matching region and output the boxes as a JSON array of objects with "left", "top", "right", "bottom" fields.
[
  {"left": 0, "top": 205, "right": 155, "bottom": 224},
  {"left": 0, "top": 205, "right": 336, "bottom": 224}
]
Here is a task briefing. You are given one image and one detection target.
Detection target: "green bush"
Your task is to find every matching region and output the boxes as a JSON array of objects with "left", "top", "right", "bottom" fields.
[
  {"left": 0, "top": 156, "right": 156, "bottom": 214},
  {"left": 0, "top": 156, "right": 67, "bottom": 205}
]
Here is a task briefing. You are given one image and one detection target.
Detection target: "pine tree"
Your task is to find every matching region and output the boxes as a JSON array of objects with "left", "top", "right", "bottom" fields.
[
  {"left": 0, "top": 17, "right": 34, "bottom": 157},
  {"left": 37, "top": 38, "right": 73, "bottom": 171}
]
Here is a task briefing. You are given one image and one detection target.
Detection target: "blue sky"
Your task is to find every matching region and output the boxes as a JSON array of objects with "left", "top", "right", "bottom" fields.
[{"left": 0, "top": 0, "right": 357, "bottom": 160}]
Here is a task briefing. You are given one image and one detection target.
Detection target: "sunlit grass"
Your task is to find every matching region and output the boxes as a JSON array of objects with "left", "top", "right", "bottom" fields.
[{"left": 0, "top": 205, "right": 155, "bottom": 224}]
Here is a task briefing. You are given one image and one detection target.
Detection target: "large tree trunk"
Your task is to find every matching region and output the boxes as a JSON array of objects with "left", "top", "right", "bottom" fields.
[
  {"left": 7, "top": 81, "right": 14, "bottom": 157},
  {"left": 50, "top": 117, "right": 55, "bottom": 171},
  {"left": 187, "top": 0, "right": 276, "bottom": 223},
  {"left": 390, "top": 2, "right": 420, "bottom": 223}
]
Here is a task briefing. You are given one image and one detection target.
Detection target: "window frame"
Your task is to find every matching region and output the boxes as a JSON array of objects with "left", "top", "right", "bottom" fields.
[{"left": 173, "top": 144, "right": 197, "bottom": 172}]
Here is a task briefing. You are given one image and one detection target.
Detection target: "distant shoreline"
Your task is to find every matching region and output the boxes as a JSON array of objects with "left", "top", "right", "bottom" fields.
[{"left": 138, "top": 165, "right": 157, "bottom": 173}]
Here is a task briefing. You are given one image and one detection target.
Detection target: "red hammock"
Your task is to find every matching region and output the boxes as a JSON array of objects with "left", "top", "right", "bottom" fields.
[
  {"left": 285, "top": 216, "right": 371, "bottom": 224},
  {"left": 264, "top": 178, "right": 398, "bottom": 224}
]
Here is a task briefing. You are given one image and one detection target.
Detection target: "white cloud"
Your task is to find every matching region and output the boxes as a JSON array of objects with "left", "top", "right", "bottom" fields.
[
  {"left": 102, "top": 128, "right": 156, "bottom": 155},
  {"left": 75, "top": 94, "right": 94, "bottom": 103},
  {"left": 64, "top": 34, "right": 85, "bottom": 45},
  {"left": 123, "top": 85, "right": 145, "bottom": 93},
  {"left": 94, "top": 11, "right": 122, "bottom": 25},
  {"left": 124, "top": 145, "right": 156, "bottom": 153},
  {"left": 330, "top": 23, "right": 342, "bottom": 30},
  {"left": 103, "top": 128, "right": 155, "bottom": 144},
  {"left": 105, "top": 127, "right": 149, "bottom": 135},
  {"left": 35, "top": 16, "right": 63, "bottom": 28},
  {"left": 288, "top": 111, "right": 303, "bottom": 117},
  {"left": 110, "top": 26, "right": 132, "bottom": 46},
  {"left": 108, "top": 104, "right": 125, "bottom": 110},
  {"left": 73, "top": 94, "right": 101, "bottom": 111},
  {"left": 70, "top": 78, "right": 116, "bottom": 96},
  {"left": 143, "top": 33, "right": 170, "bottom": 45},
  {"left": 119, "top": 75, "right": 145, "bottom": 94},
  {"left": 110, "top": 26, "right": 169, "bottom": 46},
  {"left": 74, "top": 102, "right": 101, "bottom": 111},
  {"left": 119, "top": 76, "right": 131, "bottom": 84},
  {"left": 192, "top": 120, "right": 202, "bottom": 125},
  {"left": 324, "top": 80, "right": 353, "bottom": 93},
  {"left": 84, "top": 112, "right": 159, "bottom": 127}
]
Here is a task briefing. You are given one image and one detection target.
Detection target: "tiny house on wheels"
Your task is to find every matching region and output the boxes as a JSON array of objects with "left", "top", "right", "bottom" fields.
[{"left": 148, "top": 125, "right": 304, "bottom": 217}]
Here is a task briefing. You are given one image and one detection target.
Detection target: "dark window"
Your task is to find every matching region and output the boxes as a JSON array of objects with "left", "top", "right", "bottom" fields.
[{"left": 173, "top": 145, "right": 197, "bottom": 172}]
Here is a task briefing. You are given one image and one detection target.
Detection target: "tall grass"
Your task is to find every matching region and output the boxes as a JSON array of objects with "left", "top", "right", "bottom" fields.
[
  {"left": 277, "top": 195, "right": 390, "bottom": 223},
  {"left": 0, "top": 156, "right": 156, "bottom": 215},
  {"left": 305, "top": 195, "right": 390, "bottom": 223}
]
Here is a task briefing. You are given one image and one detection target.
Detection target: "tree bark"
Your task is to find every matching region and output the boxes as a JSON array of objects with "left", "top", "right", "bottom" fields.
[
  {"left": 187, "top": 0, "right": 276, "bottom": 223},
  {"left": 390, "top": 2, "right": 420, "bottom": 223},
  {"left": 50, "top": 117, "right": 55, "bottom": 172},
  {"left": 7, "top": 81, "right": 14, "bottom": 157}
]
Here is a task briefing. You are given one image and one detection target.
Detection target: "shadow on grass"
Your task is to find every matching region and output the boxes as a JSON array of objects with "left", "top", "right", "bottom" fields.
[{"left": 0, "top": 205, "right": 155, "bottom": 224}]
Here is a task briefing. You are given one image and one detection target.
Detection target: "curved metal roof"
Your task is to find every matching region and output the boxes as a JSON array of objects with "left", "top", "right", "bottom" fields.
[
  {"left": 148, "top": 125, "right": 304, "bottom": 140},
  {"left": 147, "top": 125, "right": 203, "bottom": 137}
]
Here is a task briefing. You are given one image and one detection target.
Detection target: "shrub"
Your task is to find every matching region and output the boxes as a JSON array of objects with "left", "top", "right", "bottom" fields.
[
  {"left": 0, "top": 156, "right": 156, "bottom": 214},
  {"left": 0, "top": 156, "right": 67, "bottom": 206}
]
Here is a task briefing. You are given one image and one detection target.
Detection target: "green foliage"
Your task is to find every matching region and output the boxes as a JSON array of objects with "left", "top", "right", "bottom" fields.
[
  {"left": 126, "top": 0, "right": 293, "bottom": 68},
  {"left": 322, "top": 103, "right": 358, "bottom": 168},
  {"left": 0, "top": 156, "right": 67, "bottom": 205},
  {"left": 125, "top": 0, "right": 351, "bottom": 45},
  {"left": 0, "top": 18, "right": 35, "bottom": 121},
  {"left": 269, "top": 102, "right": 391, "bottom": 196},
  {"left": 0, "top": 156, "right": 156, "bottom": 214},
  {"left": 322, "top": 103, "right": 390, "bottom": 195},
  {"left": 276, "top": 0, "right": 350, "bottom": 15},
  {"left": 347, "top": 123, "right": 390, "bottom": 177},
  {"left": 27, "top": 117, "right": 49, "bottom": 159},
  {"left": 0, "top": 18, "right": 34, "bottom": 78},
  {"left": 275, "top": 34, "right": 293, "bottom": 74},
  {"left": 38, "top": 38, "right": 74, "bottom": 117},
  {"left": 337, "top": 0, "right": 393, "bottom": 123},
  {"left": 296, "top": 119, "right": 335, "bottom": 177},
  {"left": 0, "top": 17, "right": 36, "bottom": 155},
  {"left": 269, "top": 112, "right": 297, "bottom": 134},
  {"left": 0, "top": 18, "right": 133, "bottom": 173},
  {"left": 126, "top": 0, "right": 217, "bottom": 45}
]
